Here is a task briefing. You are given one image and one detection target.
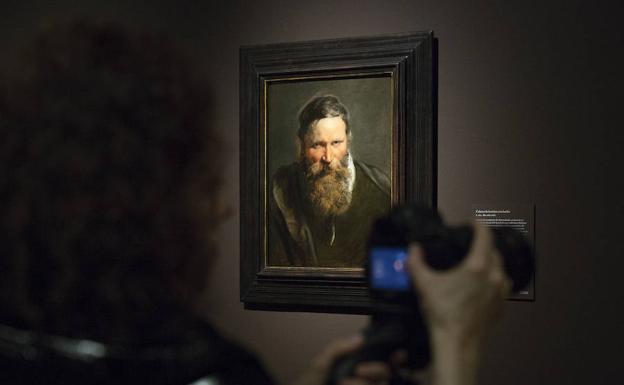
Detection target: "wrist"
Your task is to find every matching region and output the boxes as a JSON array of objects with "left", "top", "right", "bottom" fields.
[{"left": 428, "top": 328, "right": 483, "bottom": 385}]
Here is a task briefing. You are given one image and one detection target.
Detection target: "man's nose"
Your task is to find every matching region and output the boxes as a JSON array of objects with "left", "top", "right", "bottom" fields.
[{"left": 322, "top": 145, "right": 333, "bottom": 163}]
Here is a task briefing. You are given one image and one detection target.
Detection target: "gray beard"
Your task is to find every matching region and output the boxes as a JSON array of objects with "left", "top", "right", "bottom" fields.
[{"left": 303, "top": 154, "right": 353, "bottom": 217}]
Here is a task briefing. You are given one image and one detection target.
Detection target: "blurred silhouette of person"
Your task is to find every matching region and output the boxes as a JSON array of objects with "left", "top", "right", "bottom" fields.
[
  {"left": 0, "top": 20, "right": 510, "bottom": 385},
  {"left": 0, "top": 21, "right": 260, "bottom": 384}
]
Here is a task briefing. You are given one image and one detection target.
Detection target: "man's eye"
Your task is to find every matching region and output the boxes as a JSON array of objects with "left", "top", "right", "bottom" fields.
[
  {"left": 311, "top": 144, "right": 321, "bottom": 149},
  {"left": 332, "top": 141, "right": 342, "bottom": 146}
]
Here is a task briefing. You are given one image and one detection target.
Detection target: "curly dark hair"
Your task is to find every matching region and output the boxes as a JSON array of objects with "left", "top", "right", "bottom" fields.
[{"left": 0, "top": 21, "right": 224, "bottom": 344}]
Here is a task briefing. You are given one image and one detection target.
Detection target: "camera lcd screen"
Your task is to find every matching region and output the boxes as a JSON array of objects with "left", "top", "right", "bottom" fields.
[{"left": 369, "top": 247, "right": 410, "bottom": 291}]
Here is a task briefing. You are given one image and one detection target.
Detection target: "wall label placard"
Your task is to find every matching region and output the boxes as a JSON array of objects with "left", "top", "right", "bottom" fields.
[{"left": 472, "top": 203, "right": 535, "bottom": 301}]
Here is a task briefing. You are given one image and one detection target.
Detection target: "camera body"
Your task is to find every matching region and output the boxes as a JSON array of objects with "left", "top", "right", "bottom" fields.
[
  {"left": 367, "top": 204, "right": 533, "bottom": 297},
  {"left": 328, "top": 205, "right": 534, "bottom": 384}
]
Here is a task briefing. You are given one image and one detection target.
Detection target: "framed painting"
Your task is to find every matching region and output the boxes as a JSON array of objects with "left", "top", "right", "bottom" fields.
[{"left": 240, "top": 32, "right": 437, "bottom": 313}]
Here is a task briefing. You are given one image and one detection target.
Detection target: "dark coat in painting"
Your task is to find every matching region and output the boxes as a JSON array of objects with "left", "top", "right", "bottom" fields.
[{"left": 269, "top": 160, "right": 390, "bottom": 268}]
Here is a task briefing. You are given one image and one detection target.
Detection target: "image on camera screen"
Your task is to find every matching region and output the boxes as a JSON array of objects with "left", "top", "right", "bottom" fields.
[{"left": 370, "top": 247, "right": 410, "bottom": 291}]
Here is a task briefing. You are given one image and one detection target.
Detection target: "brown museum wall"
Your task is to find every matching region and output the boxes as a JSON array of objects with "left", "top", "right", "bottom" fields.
[{"left": 1, "top": 1, "right": 622, "bottom": 384}]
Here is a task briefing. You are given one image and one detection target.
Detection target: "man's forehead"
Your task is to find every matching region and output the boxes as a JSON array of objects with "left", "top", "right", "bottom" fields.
[{"left": 305, "top": 117, "right": 347, "bottom": 141}]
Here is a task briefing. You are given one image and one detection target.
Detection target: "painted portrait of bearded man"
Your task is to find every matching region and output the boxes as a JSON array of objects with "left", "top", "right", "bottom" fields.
[{"left": 268, "top": 88, "right": 392, "bottom": 268}]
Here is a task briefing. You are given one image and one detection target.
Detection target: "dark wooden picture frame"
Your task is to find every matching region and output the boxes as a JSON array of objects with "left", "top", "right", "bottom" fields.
[{"left": 240, "top": 32, "right": 437, "bottom": 314}]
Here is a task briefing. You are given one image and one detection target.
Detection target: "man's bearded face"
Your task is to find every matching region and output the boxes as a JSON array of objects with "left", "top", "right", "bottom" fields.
[{"left": 301, "top": 117, "right": 352, "bottom": 217}]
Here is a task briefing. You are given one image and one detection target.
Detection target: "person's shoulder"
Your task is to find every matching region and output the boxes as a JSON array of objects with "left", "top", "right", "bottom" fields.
[
  {"left": 272, "top": 163, "right": 298, "bottom": 183},
  {"left": 270, "top": 163, "right": 301, "bottom": 210},
  {"left": 354, "top": 160, "right": 390, "bottom": 196},
  {"left": 271, "top": 163, "right": 299, "bottom": 193}
]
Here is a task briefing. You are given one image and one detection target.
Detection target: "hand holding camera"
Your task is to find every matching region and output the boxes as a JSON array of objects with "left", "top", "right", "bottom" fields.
[
  {"left": 328, "top": 205, "right": 534, "bottom": 385},
  {"left": 408, "top": 224, "right": 510, "bottom": 385}
]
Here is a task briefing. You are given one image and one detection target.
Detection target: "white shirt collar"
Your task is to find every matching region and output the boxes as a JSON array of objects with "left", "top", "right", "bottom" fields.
[{"left": 346, "top": 154, "right": 356, "bottom": 194}]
